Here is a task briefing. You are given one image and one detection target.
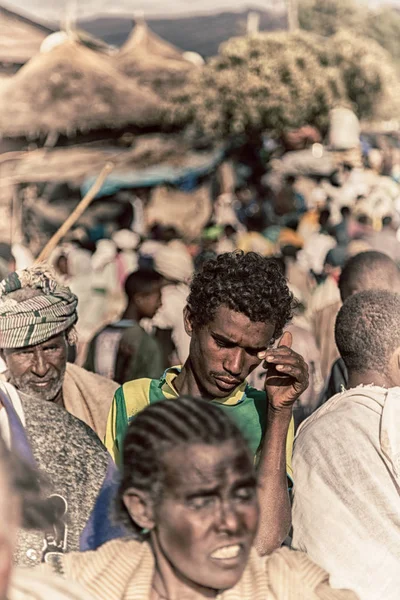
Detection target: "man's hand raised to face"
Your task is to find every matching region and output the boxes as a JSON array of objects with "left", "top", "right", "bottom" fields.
[{"left": 258, "top": 331, "right": 309, "bottom": 413}]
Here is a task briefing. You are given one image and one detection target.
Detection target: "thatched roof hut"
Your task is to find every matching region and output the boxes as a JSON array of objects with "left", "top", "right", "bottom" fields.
[
  {"left": 0, "top": 4, "right": 53, "bottom": 71},
  {"left": 0, "top": 40, "right": 164, "bottom": 139},
  {"left": 113, "top": 20, "right": 194, "bottom": 90}
]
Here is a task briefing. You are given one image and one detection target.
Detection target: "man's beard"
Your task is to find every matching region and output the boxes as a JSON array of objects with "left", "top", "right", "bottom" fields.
[{"left": 9, "top": 365, "right": 66, "bottom": 402}]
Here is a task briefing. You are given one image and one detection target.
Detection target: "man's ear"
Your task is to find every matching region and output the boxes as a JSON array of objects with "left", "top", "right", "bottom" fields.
[
  {"left": 183, "top": 306, "right": 193, "bottom": 337},
  {"left": 123, "top": 488, "right": 156, "bottom": 531}
]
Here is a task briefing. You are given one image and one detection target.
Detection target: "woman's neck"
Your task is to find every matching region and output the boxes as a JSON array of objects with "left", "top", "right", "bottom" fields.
[{"left": 151, "top": 537, "right": 216, "bottom": 600}]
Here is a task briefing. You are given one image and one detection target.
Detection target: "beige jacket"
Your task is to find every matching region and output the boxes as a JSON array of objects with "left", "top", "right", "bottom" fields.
[{"left": 53, "top": 538, "right": 358, "bottom": 600}]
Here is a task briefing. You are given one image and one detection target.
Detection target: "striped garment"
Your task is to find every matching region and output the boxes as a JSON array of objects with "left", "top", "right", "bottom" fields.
[
  {"left": 0, "top": 268, "right": 78, "bottom": 348},
  {"left": 104, "top": 366, "right": 295, "bottom": 478},
  {"left": 46, "top": 538, "right": 359, "bottom": 600}
]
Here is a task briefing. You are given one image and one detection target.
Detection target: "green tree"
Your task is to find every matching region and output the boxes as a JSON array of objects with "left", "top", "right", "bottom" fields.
[
  {"left": 298, "top": 0, "right": 363, "bottom": 36},
  {"left": 179, "top": 31, "right": 344, "bottom": 140},
  {"left": 174, "top": 29, "right": 400, "bottom": 141}
]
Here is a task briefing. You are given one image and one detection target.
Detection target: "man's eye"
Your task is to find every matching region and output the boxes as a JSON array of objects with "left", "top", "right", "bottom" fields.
[
  {"left": 18, "top": 350, "right": 34, "bottom": 356},
  {"left": 214, "top": 338, "right": 234, "bottom": 349},
  {"left": 44, "top": 346, "right": 58, "bottom": 352},
  {"left": 187, "top": 497, "right": 215, "bottom": 510}
]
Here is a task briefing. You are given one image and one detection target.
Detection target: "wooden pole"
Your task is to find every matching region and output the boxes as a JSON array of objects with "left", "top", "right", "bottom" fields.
[
  {"left": 287, "top": 0, "right": 299, "bottom": 32},
  {"left": 36, "top": 162, "right": 114, "bottom": 263}
]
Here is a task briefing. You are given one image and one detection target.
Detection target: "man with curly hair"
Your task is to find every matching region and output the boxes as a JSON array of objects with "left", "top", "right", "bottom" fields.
[{"left": 105, "top": 251, "right": 309, "bottom": 555}]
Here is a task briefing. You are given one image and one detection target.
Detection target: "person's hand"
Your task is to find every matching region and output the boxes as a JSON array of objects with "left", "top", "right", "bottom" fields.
[{"left": 258, "top": 331, "right": 309, "bottom": 413}]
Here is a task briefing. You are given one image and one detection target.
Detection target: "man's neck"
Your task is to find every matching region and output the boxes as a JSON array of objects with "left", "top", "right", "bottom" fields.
[
  {"left": 173, "top": 361, "right": 213, "bottom": 401},
  {"left": 122, "top": 305, "right": 139, "bottom": 321},
  {"left": 347, "top": 370, "right": 393, "bottom": 390}
]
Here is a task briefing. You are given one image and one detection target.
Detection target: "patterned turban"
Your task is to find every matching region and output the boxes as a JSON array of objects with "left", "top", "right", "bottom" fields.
[{"left": 0, "top": 265, "right": 78, "bottom": 349}]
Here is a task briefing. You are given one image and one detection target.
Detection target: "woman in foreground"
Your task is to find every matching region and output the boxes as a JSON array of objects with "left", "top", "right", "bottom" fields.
[{"left": 50, "top": 396, "right": 357, "bottom": 600}]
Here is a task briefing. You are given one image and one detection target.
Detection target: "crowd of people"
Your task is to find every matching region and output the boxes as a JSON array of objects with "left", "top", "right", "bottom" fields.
[{"left": 0, "top": 145, "right": 399, "bottom": 599}]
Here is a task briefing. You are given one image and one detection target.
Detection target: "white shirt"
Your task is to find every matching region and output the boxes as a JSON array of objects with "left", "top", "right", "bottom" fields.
[{"left": 292, "top": 385, "right": 400, "bottom": 600}]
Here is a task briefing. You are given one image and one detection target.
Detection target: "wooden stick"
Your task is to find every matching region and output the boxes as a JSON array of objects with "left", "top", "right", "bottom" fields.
[{"left": 36, "top": 162, "right": 114, "bottom": 263}]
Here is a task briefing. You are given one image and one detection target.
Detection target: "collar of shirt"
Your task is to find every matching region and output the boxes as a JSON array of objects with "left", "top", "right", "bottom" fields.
[{"left": 158, "top": 366, "right": 249, "bottom": 406}]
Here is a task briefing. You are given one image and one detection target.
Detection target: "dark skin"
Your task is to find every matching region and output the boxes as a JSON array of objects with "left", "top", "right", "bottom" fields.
[
  {"left": 1, "top": 332, "right": 68, "bottom": 404},
  {"left": 173, "top": 304, "right": 309, "bottom": 555},
  {"left": 116, "top": 284, "right": 162, "bottom": 383},
  {"left": 123, "top": 440, "right": 259, "bottom": 600}
]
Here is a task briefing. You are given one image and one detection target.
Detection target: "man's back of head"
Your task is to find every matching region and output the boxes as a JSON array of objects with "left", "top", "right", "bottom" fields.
[
  {"left": 335, "top": 289, "right": 400, "bottom": 386},
  {"left": 338, "top": 251, "right": 400, "bottom": 302}
]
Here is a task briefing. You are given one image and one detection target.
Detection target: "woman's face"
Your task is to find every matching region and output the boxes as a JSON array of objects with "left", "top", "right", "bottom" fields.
[{"left": 152, "top": 440, "right": 259, "bottom": 592}]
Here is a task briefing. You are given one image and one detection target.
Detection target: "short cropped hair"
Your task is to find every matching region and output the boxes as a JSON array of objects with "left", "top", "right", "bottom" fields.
[
  {"left": 124, "top": 269, "right": 162, "bottom": 300},
  {"left": 186, "top": 252, "right": 294, "bottom": 342},
  {"left": 335, "top": 289, "right": 400, "bottom": 373},
  {"left": 339, "top": 251, "right": 400, "bottom": 302}
]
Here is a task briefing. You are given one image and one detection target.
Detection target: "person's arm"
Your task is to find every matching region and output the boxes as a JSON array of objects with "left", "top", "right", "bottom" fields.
[{"left": 254, "top": 331, "right": 309, "bottom": 556}]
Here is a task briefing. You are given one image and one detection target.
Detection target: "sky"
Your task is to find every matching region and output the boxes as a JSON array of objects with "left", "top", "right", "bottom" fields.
[
  {"left": 2, "top": 0, "right": 398, "bottom": 23},
  {"left": 4, "top": 0, "right": 288, "bottom": 23}
]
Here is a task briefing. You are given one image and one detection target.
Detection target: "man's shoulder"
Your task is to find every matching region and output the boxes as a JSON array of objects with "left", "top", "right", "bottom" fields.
[
  {"left": 66, "top": 363, "right": 119, "bottom": 393},
  {"left": 295, "top": 387, "right": 382, "bottom": 447},
  {"left": 115, "top": 377, "right": 156, "bottom": 412}
]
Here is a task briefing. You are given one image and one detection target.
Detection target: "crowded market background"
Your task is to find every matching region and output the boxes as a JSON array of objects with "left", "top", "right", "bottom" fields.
[{"left": 0, "top": 0, "right": 399, "bottom": 599}]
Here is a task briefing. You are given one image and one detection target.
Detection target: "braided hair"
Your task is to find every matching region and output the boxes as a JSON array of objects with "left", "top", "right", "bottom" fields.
[{"left": 117, "top": 396, "right": 252, "bottom": 538}]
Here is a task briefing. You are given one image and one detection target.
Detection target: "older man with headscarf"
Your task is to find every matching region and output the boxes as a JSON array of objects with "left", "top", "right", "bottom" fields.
[{"left": 0, "top": 265, "right": 118, "bottom": 440}]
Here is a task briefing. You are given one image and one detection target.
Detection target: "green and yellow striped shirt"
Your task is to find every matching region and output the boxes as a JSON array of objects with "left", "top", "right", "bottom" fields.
[{"left": 105, "top": 366, "right": 294, "bottom": 479}]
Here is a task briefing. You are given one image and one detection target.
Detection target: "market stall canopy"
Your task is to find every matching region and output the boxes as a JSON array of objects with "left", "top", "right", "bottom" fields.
[
  {"left": 113, "top": 20, "right": 195, "bottom": 89},
  {"left": 0, "top": 4, "right": 53, "bottom": 68},
  {"left": 0, "top": 135, "right": 223, "bottom": 185},
  {"left": 81, "top": 147, "right": 224, "bottom": 195},
  {"left": 0, "top": 39, "right": 164, "bottom": 139}
]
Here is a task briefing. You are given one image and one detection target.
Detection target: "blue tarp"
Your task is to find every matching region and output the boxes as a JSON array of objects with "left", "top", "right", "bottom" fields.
[{"left": 80, "top": 149, "right": 225, "bottom": 199}]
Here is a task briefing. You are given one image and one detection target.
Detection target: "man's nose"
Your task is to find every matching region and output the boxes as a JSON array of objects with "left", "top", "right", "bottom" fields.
[
  {"left": 31, "top": 350, "right": 50, "bottom": 377},
  {"left": 224, "top": 348, "right": 244, "bottom": 377}
]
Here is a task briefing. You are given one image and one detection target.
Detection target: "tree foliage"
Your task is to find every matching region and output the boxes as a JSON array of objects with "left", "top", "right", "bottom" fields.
[
  {"left": 299, "top": 0, "right": 362, "bottom": 37},
  {"left": 174, "top": 29, "right": 400, "bottom": 141},
  {"left": 299, "top": 0, "right": 400, "bottom": 68}
]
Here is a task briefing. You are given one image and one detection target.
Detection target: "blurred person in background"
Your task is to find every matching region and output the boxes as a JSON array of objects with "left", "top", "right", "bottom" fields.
[
  {"left": 150, "top": 243, "right": 195, "bottom": 365},
  {"left": 305, "top": 245, "right": 347, "bottom": 380},
  {"left": 363, "top": 215, "right": 400, "bottom": 263},
  {"left": 0, "top": 435, "right": 97, "bottom": 599},
  {"left": 85, "top": 269, "right": 163, "bottom": 383},
  {"left": 319, "top": 250, "right": 400, "bottom": 404},
  {"left": 112, "top": 229, "right": 140, "bottom": 282},
  {"left": 0, "top": 265, "right": 117, "bottom": 439},
  {"left": 0, "top": 243, "right": 15, "bottom": 281},
  {"left": 0, "top": 376, "right": 121, "bottom": 567}
]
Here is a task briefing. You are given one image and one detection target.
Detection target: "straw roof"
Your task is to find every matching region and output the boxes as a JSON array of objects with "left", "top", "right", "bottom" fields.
[
  {"left": 0, "top": 4, "right": 53, "bottom": 66},
  {"left": 113, "top": 21, "right": 193, "bottom": 87},
  {"left": 0, "top": 40, "right": 164, "bottom": 138}
]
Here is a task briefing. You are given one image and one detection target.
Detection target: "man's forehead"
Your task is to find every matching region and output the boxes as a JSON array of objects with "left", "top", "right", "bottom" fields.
[{"left": 210, "top": 305, "right": 275, "bottom": 343}]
